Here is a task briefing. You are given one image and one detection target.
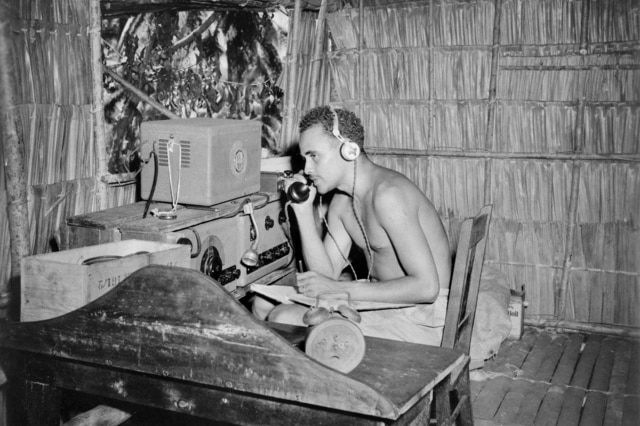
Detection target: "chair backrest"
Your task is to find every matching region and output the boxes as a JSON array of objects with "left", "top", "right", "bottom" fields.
[{"left": 441, "top": 205, "right": 493, "bottom": 354}]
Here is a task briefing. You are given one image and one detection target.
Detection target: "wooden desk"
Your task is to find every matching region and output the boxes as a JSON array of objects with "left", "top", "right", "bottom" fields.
[{"left": 0, "top": 265, "right": 468, "bottom": 425}]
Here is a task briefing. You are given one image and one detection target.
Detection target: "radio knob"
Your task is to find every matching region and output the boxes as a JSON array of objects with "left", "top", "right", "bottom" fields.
[
  {"left": 278, "top": 210, "right": 286, "bottom": 224},
  {"left": 201, "top": 246, "right": 222, "bottom": 280},
  {"left": 264, "top": 216, "right": 274, "bottom": 230}
]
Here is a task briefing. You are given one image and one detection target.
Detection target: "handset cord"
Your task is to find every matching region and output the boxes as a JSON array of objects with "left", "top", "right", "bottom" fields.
[
  {"left": 320, "top": 198, "right": 359, "bottom": 280},
  {"left": 320, "top": 160, "right": 374, "bottom": 281},
  {"left": 350, "top": 160, "right": 374, "bottom": 281}
]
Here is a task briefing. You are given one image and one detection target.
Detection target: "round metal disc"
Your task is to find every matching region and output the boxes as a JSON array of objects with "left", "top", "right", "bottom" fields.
[{"left": 305, "top": 318, "right": 366, "bottom": 373}]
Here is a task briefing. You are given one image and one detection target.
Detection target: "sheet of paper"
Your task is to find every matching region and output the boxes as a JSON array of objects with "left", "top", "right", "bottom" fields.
[
  {"left": 249, "top": 284, "right": 297, "bottom": 304},
  {"left": 250, "top": 284, "right": 415, "bottom": 311},
  {"left": 289, "top": 294, "right": 415, "bottom": 311}
]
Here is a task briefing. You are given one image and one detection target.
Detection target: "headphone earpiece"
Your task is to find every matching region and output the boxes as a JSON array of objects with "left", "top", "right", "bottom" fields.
[
  {"left": 331, "top": 107, "right": 360, "bottom": 162},
  {"left": 340, "top": 141, "right": 361, "bottom": 161}
]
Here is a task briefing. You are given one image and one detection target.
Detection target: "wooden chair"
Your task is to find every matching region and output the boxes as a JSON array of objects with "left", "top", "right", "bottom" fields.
[{"left": 433, "top": 205, "right": 493, "bottom": 425}]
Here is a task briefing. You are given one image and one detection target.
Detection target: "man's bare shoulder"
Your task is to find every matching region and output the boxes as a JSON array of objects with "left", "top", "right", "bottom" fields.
[
  {"left": 325, "top": 192, "right": 352, "bottom": 216},
  {"left": 371, "top": 166, "right": 429, "bottom": 207}
]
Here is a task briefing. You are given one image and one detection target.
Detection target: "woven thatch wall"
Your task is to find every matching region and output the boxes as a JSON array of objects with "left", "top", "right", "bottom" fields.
[
  {"left": 1, "top": 0, "right": 638, "bottom": 334},
  {"left": 301, "top": 0, "right": 639, "bottom": 333},
  {"left": 0, "top": 0, "right": 136, "bottom": 316}
]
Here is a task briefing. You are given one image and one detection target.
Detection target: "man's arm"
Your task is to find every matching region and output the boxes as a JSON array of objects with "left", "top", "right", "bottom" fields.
[
  {"left": 290, "top": 192, "right": 351, "bottom": 280},
  {"left": 296, "top": 186, "right": 441, "bottom": 304}
]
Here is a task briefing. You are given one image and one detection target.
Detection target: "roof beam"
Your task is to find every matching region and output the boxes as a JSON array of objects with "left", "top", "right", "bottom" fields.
[{"left": 101, "top": 0, "right": 338, "bottom": 16}]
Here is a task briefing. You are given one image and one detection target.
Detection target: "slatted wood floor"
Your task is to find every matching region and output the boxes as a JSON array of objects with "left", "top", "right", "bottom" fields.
[{"left": 470, "top": 327, "right": 640, "bottom": 426}]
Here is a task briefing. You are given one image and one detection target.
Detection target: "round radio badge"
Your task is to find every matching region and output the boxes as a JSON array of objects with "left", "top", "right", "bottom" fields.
[{"left": 233, "top": 149, "right": 246, "bottom": 173}]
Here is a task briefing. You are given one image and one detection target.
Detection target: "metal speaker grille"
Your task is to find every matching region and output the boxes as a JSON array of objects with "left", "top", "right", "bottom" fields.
[{"left": 157, "top": 139, "right": 192, "bottom": 168}]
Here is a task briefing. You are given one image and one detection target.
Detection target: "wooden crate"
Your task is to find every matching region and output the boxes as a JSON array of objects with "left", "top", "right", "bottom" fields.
[{"left": 21, "top": 240, "right": 190, "bottom": 321}]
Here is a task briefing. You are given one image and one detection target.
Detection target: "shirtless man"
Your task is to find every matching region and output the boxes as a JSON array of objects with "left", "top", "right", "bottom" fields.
[{"left": 268, "top": 106, "right": 452, "bottom": 345}]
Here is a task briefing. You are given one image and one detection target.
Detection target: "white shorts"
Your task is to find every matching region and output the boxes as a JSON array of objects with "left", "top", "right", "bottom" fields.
[{"left": 355, "top": 289, "right": 449, "bottom": 346}]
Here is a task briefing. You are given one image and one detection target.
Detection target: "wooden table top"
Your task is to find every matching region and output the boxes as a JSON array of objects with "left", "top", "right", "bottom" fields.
[{"left": 1, "top": 265, "right": 465, "bottom": 420}]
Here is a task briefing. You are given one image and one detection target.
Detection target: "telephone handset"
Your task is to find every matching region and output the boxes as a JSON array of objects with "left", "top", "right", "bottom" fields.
[{"left": 287, "top": 181, "right": 311, "bottom": 203}]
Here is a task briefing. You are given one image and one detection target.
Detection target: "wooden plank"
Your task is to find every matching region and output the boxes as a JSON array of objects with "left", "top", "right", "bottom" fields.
[
  {"left": 608, "top": 339, "right": 632, "bottom": 394},
  {"left": 552, "top": 333, "right": 585, "bottom": 385},
  {"left": 486, "top": 328, "right": 539, "bottom": 375},
  {"left": 604, "top": 393, "right": 625, "bottom": 426},
  {"left": 470, "top": 372, "right": 489, "bottom": 402},
  {"left": 514, "top": 381, "right": 548, "bottom": 425},
  {"left": 557, "top": 387, "right": 586, "bottom": 426},
  {"left": 571, "top": 334, "right": 604, "bottom": 389},
  {"left": 535, "top": 334, "right": 568, "bottom": 382},
  {"left": 590, "top": 337, "right": 617, "bottom": 392},
  {"left": 493, "top": 379, "right": 528, "bottom": 425},
  {"left": 65, "top": 201, "right": 149, "bottom": 229},
  {"left": 63, "top": 405, "right": 131, "bottom": 426},
  {"left": 27, "top": 354, "right": 400, "bottom": 426},
  {"left": 625, "top": 341, "right": 640, "bottom": 396},
  {"left": 472, "top": 376, "right": 512, "bottom": 420},
  {"left": 533, "top": 385, "right": 566, "bottom": 426},
  {"left": 622, "top": 395, "right": 640, "bottom": 426},
  {"left": 579, "top": 391, "right": 607, "bottom": 426},
  {"left": 520, "top": 332, "right": 552, "bottom": 380}
]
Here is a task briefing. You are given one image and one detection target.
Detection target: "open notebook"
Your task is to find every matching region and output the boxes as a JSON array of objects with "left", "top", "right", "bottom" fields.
[{"left": 250, "top": 284, "right": 414, "bottom": 311}]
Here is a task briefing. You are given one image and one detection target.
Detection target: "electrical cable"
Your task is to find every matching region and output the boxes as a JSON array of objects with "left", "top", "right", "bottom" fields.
[
  {"left": 319, "top": 195, "right": 359, "bottom": 280},
  {"left": 350, "top": 160, "right": 374, "bottom": 281},
  {"left": 142, "top": 149, "right": 158, "bottom": 219}
]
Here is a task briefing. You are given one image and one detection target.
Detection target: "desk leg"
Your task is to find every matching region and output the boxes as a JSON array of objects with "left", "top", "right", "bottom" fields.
[
  {"left": 455, "top": 365, "right": 473, "bottom": 425},
  {"left": 434, "top": 377, "right": 452, "bottom": 426},
  {"left": 434, "top": 360, "right": 473, "bottom": 426},
  {"left": 25, "top": 380, "right": 61, "bottom": 426}
]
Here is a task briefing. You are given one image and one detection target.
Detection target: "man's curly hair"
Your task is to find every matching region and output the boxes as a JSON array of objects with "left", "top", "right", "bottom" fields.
[{"left": 299, "top": 106, "right": 365, "bottom": 150}]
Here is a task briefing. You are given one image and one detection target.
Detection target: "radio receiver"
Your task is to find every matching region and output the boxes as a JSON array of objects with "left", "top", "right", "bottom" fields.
[{"left": 140, "top": 118, "right": 262, "bottom": 207}]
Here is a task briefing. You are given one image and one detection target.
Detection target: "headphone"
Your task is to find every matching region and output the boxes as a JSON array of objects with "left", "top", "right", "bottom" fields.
[{"left": 331, "top": 107, "right": 361, "bottom": 161}]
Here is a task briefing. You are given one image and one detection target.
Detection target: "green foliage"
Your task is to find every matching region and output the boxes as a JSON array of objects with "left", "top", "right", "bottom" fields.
[{"left": 102, "top": 10, "right": 288, "bottom": 174}]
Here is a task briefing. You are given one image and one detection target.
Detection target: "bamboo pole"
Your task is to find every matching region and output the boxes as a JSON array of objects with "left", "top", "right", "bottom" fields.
[
  {"left": 308, "top": 0, "right": 328, "bottom": 107},
  {"left": 557, "top": 0, "right": 592, "bottom": 320},
  {"left": 483, "top": 0, "right": 502, "bottom": 206},
  {"left": 89, "top": 0, "right": 109, "bottom": 210},
  {"left": 358, "top": 0, "right": 364, "bottom": 117},
  {"left": 558, "top": 98, "right": 585, "bottom": 320},
  {"left": 367, "top": 147, "right": 640, "bottom": 162},
  {"left": 104, "top": 68, "right": 180, "bottom": 119},
  {"left": 525, "top": 318, "right": 640, "bottom": 339},
  {"left": 282, "top": 0, "right": 303, "bottom": 146},
  {"left": 579, "top": 0, "right": 590, "bottom": 55},
  {"left": 501, "top": 64, "right": 640, "bottom": 71},
  {"left": 0, "top": 17, "right": 30, "bottom": 320},
  {"left": 428, "top": 0, "right": 434, "bottom": 149},
  {"left": 165, "top": 12, "right": 218, "bottom": 55}
]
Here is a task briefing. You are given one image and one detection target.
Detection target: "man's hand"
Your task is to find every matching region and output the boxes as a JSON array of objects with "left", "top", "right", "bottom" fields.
[
  {"left": 284, "top": 173, "right": 316, "bottom": 213},
  {"left": 295, "top": 271, "right": 342, "bottom": 298}
]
